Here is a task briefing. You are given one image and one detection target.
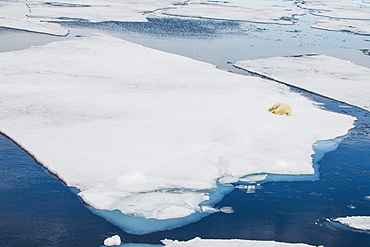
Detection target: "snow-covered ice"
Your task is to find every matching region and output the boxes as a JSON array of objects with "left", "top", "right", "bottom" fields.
[
  {"left": 0, "top": 34, "right": 354, "bottom": 233},
  {"left": 159, "top": 1, "right": 305, "bottom": 25},
  {"left": 24, "top": 0, "right": 305, "bottom": 24},
  {"left": 104, "top": 235, "right": 122, "bottom": 246},
  {"left": 235, "top": 54, "right": 370, "bottom": 111},
  {"left": 312, "top": 18, "right": 370, "bottom": 36},
  {"left": 161, "top": 237, "right": 322, "bottom": 246},
  {"left": 0, "top": 17, "right": 69, "bottom": 36},
  {"left": 0, "top": 1, "right": 68, "bottom": 36},
  {"left": 334, "top": 216, "right": 370, "bottom": 231},
  {"left": 26, "top": 0, "right": 183, "bottom": 22},
  {"left": 297, "top": 0, "right": 370, "bottom": 20}
]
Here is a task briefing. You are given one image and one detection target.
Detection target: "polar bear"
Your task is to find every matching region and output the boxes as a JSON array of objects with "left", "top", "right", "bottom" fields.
[{"left": 268, "top": 103, "right": 292, "bottom": 116}]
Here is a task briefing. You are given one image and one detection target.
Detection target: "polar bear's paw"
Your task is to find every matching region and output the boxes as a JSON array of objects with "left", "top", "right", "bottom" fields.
[{"left": 268, "top": 103, "right": 292, "bottom": 116}]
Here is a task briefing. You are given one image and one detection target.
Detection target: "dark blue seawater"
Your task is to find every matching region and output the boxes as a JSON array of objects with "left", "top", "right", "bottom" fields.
[
  {"left": 1, "top": 17, "right": 370, "bottom": 247},
  {"left": 0, "top": 134, "right": 125, "bottom": 247}
]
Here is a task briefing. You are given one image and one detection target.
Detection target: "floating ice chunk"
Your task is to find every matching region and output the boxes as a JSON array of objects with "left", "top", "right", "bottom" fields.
[
  {"left": 364, "top": 196, "right": 370, "bottom": 201},
  {"left": 239, "top": 174, "right": 268, "bottom": 183},
  {"left": 200, "top": 205, "right": 220, "bottom": 213},
  {"left": 0, "top": 17, "right": 68, "bottom": 36},
  {"left": 220, "top": 207, "right": 234, "bottom": 214},
  {"left": 161, "top": 237, "right": 321, "bottom": 246},
  {"left": 312, "top": 18, "right": 370, "bottom": 36},
  {"left": 104, "top": 235, "right": 121, "bottom": 246},
  {"left": 246, "top": 185, "right": 256, "bottom": 194},
  {"left": 235, "top": 54, "right": 370, "bottom": 111},
  {"left": 0, "top": 34, "right": 355, "bottom": 230},
  {"left": 297, "top": 0, "right": 370, "bottom": 20},
  {"left": 334, "top": 216, "right": 370, "bottom": 231},
  {"left": 161, "top": 1, "right": 305, "bottom": 25}
]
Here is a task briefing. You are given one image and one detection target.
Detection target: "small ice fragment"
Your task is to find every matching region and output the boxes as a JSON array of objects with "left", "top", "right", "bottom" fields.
[
  {"left": 364, "top": 196, "right": 370, "bottom": 201},
  {"left": 220, "top": 206, "right": 234, "bottom": 214},
  {"left": 247, "top": 185, "right": 256, "bottom": 193},
  {"left": 201, "top": 205, "right": 220, "bottom": 213},
  {"left": 256, "top": 183, "right": 263, "bottom": 189},
  {"left": 235, "top": 184, "right": 248, "bottom": 190},
  {"left": 104, "top": 235, "right": 121, "bottom": 246}
]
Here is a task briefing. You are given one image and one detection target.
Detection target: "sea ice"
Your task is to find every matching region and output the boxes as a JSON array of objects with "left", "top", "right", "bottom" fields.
[
  {"left": 159, "top": 1, "right": 305, "bottom": 25},
  {"left": 312, "top": 18, "right": 370, "bottom": 36},
  {"left": 334, "top": 216, "right": 370, "bottom": 231},
  {"left": 0, "top": 1, "right": 68, "bottom": 36},
  {"left": 104, "top": 235, "right": 122, "bottom": 246},
  {"left": 0, "top": 17, "right": 69, "bottom": 36},
  {"left": 26, "top": 0, "right": 184, "bottom": 22},
  {"left": 239, "top": 174, "right": 268, "bottom": 183},
  {"left": 235, "top": 54, "right": 370, "bottom": 111},
  {"left": 297, "top": 0, "right": 370, "bottom": 20},
  {"left": 0, "top": 34, "right": 354, "bottom": 233},
  {"left": 161, "top": 237, "right": 322, "bottom": 246}
]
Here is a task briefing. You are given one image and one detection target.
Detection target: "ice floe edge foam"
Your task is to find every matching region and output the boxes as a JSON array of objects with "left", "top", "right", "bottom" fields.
[{"left": 0, "top": 33, "right": 355, "bottom": 234}]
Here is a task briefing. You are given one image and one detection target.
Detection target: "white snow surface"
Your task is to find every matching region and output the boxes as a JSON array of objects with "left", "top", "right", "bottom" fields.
[
  {"left": 0, "top": 17, "right": 69, "bottom": 36},
  {"left": 312, "top": 18, "right": 370, "bottom": 35},
  {"left": 104, "top": 235, "right": 122, "bottom": 246},
  {"left": 0, "top": 34, "right": 354, "bottom": 221},
  {"left": 26, "top": 0, "right": 184, "bottom": 22},
  {"left": 335, "top": 216, "right": 370, "bottom": 231},
  {"left": 235, "top": 55, "right": 370, "bottom": 111},
  {"left": 159, "top": 1, "right": 305, "bottom": 25},
  {"left": 25, "top": 0, "right": 304, "bottom": 24},
  {"left": 297, "top": 0, "right": 370, "bottom": 20},
  {"left": 0, "top": 1, "right": 68, "bottom": 36},
  {"left": 161, "top": 237, "right": 321, "bottom": 246}
]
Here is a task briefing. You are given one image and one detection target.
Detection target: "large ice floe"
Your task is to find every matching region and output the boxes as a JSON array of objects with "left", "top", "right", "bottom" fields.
[
  {"left": 0, "top": 34, "right": 354, "bottom": 233},
  {"left": 235, "top": 54, "right": 370, "bottom": 111},
  {"left": 334, "top": 216, "right": 370, "bottom": 231},
  {"left": 161, "top": 237, "right": 322, "bottom": 246}
]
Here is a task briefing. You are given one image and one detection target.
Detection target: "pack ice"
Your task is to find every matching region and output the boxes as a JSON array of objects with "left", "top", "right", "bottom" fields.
[
  {"left": 297, "top": 0, "right": 370, "bottom": 35},
  {"left": 0, "top": 34, "right": 354, "bottom": 233},
  {"left": 235, "top": 55, "right": 370, "bottom": 111}
]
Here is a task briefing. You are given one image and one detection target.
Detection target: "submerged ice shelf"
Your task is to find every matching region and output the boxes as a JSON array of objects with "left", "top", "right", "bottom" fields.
[{"left": 0, "top": 34, "right": 355, "bottom": 234}]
